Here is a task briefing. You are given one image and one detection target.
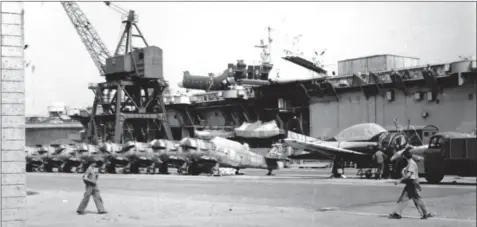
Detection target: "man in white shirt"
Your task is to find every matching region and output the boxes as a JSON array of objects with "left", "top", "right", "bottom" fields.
[
  {"left": 76, "top": 161, "right": 107, "bottom": 215},
  {"left": 389, "top": 147, "right": 434, "bottom": 220}
]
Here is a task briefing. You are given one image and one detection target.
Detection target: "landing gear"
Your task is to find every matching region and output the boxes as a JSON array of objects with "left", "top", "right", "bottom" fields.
[
  {"left": 212, "top": 163, "right": 221, "bottom": 176},
  {"left": 187, "top": 162, "right": 202, "bottom": 175},
  {"left": 43, "top": 162, "right": 53, "bottom": 172},
  {"left": 147, "top": 163, "right": 157, "bottom": 174},
  {"left": 177, "top": 163, "right": 188, "bottom": 175},
  {"left": 129, "top": 163, "right": 140, "bottom": 174},
  {"left": 158, "top": 164, "right": 170, "bottom": 174},
  {"left": 76, "top": 164, "right": 86, "bottom": 173},
  {"left": 235, "top": 169, "right": 244, "bottom": 175},
  {"left": 60, "top": 162, "right": 73, "bottom": 173},
  {"left": 266, "top": 169, "right": 274, "bottom": 176},
  {"left": 106, "top": 163, "right": 116, "bottom": 174},
  {"left": 26, "top": 163, "right": 34, "bottom": 172}
]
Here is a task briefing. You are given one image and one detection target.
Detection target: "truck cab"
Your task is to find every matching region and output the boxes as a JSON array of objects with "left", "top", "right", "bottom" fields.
[{"left": 419, "top": 132, "right": 476, "bottom": 184}]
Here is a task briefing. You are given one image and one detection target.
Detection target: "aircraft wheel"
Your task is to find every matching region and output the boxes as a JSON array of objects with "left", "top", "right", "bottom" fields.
[
  {"left": 425, "top": 173, "right": 444, "bottom": 184},
  {"left": 61, "top": 163, "right": 72, "bottom": 173},
  {"left": 188, "top": 163, "right": 201, "bottom": 175},
  {"left": 266, "top": 169, "right": 273, "bottom": 176},
  {"left": 26, "top": 163, "right": 33, "bottom": 172},
  {"left": 177, "top": 166, "right": 187, "bottom": 175},
  {"left": 106, "top": 164, "right": 116, "bottom": 174},
  {"left": 158, "top": 164, "right": 169, "bottom": 174},
  {"left": 76, "top": 165, "right": 83, "bottom": 174},
  {"left": 44, "top": 162, "right": 53, "bottom": 172},
  {"left": 129, "top": 163, "right": 140, "bottom": 174}
]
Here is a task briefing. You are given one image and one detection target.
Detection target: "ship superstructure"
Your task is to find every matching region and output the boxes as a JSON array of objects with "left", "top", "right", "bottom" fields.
[
  {"left": 49, "top": 2, "right": 476, "bottom": 151},
  {"left": 26, "top": 102, "right": 84, "bottom": 146}
]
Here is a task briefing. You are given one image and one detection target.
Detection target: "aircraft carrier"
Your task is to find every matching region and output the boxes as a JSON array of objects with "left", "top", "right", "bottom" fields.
[
  {"left": 164, "top": 54, "right": 477, "bottom": 146},
  {"left": 25, "top": 102, "right": 84, "bottom": 146}
]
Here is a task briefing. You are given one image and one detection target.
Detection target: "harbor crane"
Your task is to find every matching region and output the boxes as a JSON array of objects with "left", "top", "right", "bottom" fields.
[{"left": 61, "top": 1, "right": 173, "bottom": 144}]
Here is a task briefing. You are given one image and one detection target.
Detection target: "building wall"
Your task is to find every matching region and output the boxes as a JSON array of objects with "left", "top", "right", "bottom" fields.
[
  {"left": 166, "top": 107, "right": 229, "bottom": 127},
  {"left": 26, "top": 128, "right": 83, "bottom": 146},
  {"left": 310, "top": 83, "right": 476, "bottom": 138},
  {"left": 1, "top": 2, "right": 27, "bottom": 227}
]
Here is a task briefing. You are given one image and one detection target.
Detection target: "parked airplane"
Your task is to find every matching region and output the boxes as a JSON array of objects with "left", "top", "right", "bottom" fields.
[
  {"left": 149, "top": 139, "right": 188, "bottom": 174},
  {"left": 101, "top": 141, "right": 155, "bottom": 174},
  {"left": 75, "top": 143, "right": 111, "bottom": 173},
  {"left": 41, "top": 144, "right": 83, "bottom": 173},
  {"left": 25, "top": 146, "right": 47, "bottom": 172},
  {"left": 284, "top": 123, "right": 409, "bottom": 177},
  {"left": 179, "top": 136, "right": 289, "bottom": 176}
]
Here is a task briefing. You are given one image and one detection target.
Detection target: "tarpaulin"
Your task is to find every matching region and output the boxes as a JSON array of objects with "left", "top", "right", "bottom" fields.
[{"left": 234, "top": 120, "right": 284, "bottom": 138}]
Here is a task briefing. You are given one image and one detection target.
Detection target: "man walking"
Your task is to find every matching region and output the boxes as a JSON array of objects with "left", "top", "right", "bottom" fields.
[
  {"left": 389, "top": 148, "right": 434, "bottom": 219},
  {"left": 77, "top": 160, "right": 107, "bottom": 215},
  {"left": 373, "top": 149, "right": 387, "bottom": 179}
]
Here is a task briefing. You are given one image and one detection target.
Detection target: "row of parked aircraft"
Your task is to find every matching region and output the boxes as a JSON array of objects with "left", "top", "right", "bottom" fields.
[
  {"left": 25, "top": 135, "right": 290, "bottom": 176},
  {"left": 26, "top": 123, "right": 439, "bottom": 177}
]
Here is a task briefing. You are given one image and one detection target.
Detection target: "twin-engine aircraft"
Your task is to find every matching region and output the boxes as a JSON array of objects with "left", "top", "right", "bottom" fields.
[
  {"left": 25, "top": 144, "right": 83, "bottom": 172},
  {"left": 284, "top": 123, "right": 409, "bottom": 176},
  {"left": 149, "top": 139, "right": 188, "bottom": 174},
  {"left": 179, "top": 136, "right": 290, "bottom": 176},
  {"left": 26, "top": 146, "right": 48, "bottom": 172},
  {"left": 26, "top": 136, "right": 289, "bottom": 176}
]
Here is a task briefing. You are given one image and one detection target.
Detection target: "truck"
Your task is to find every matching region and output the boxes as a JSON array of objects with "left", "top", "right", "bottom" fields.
[{"left": 414, "top": 132, "right": 476, "bottom": 184}]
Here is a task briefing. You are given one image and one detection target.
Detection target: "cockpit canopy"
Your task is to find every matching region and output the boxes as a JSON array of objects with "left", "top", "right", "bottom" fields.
[{"left": 335, "top": 123, "right": 387, "bottom": 141}]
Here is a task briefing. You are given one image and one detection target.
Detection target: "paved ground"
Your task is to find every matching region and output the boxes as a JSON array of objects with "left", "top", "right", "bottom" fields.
[{"left": 26, "top": 168, "right": 476, "bottom": 227}]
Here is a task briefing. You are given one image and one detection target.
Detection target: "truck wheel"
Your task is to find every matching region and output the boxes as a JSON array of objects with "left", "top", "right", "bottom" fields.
[{"left": 425, "top": 173, "right": 444, "bottom": 184}]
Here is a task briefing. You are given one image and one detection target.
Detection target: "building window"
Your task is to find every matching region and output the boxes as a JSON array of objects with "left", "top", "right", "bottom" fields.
[
  {"left": 424, "top": 132, "right": 429, "bottom": 137},
  {"left": 468, "top": 93, "right": 474, "bottom": 100}
]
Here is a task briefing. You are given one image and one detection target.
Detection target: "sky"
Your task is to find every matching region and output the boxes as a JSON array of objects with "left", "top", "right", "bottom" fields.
[{"left": 22, "top": 2, "right": 476, "bottom": 116}]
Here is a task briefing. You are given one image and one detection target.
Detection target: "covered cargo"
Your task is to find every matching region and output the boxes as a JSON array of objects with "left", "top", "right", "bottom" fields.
[{"left": 337, "top": 54, "right": 419, "bottom": 76}]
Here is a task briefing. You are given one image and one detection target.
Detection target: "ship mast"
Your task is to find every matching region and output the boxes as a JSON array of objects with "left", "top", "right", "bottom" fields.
[{"left": 254, "top": 26, "right": 273, "bottom": 65}]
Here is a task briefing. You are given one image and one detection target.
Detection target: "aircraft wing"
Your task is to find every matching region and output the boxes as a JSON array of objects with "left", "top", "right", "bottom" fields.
[{"left": 283, "top": 138, "right": 367, "bottom": 157}]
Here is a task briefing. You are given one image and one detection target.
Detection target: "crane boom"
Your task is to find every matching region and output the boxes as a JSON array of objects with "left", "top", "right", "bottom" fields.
[{"left": 61, "top": 1, "right": 112, "bottom": 76}]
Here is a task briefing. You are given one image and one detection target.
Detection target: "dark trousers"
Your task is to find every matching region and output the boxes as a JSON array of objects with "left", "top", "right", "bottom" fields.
[
  {"left": 77, "top": 184, "right": 105, "bottom": 213},
  {"left": 393, "top": 180, "right": 428, "bottom": 216}
]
